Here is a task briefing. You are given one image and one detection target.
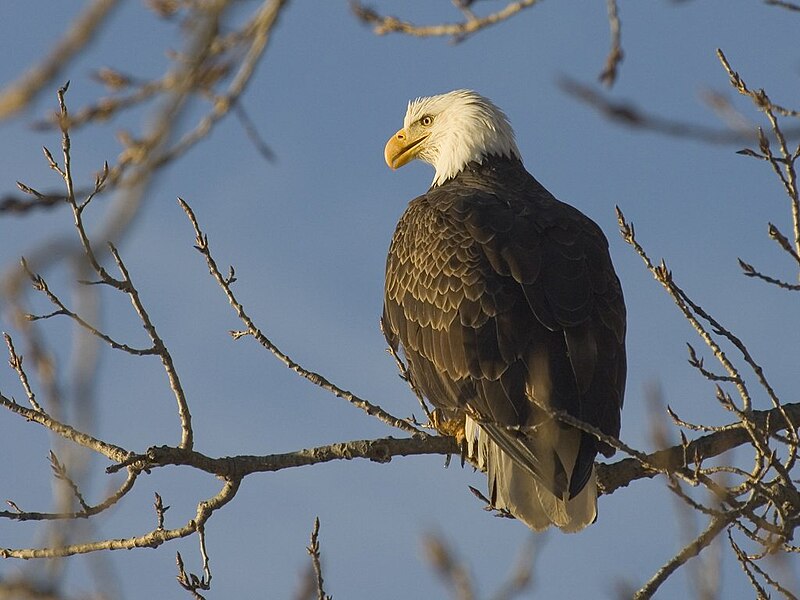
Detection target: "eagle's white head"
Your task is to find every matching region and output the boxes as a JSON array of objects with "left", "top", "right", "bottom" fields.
[{"left": 384, "top": 89, "right": 521, "bottom": 187}]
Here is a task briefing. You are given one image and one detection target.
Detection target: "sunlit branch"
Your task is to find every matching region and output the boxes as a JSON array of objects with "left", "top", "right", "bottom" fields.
[
  {"left": 351, "top": 0, "right": 541, "bottom": 41},
  {"left": 0, "top": 469, "right": 137, "bottom": 522},
  {"left": 44, "top": 85, "right": 195, "bottom": 450},
  {"left": 718, "top": 48, "right": 800, "bottom": 263},
  {"left": 0, "top": 478, "right": 239, "bottom": 560},
  {"left": 307, "top": 517, "right": 332, "bottom": 600},
  {"left": 0, "top": 391, "right": 131, "bottom": 464},
  {"left": 596, "top": 402, "right": 800, "bottom": 496}
]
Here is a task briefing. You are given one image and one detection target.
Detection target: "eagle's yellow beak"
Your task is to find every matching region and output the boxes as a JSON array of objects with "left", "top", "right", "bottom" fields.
[{"left": 384, "top": 128, "right": 429, "bottom": 170}]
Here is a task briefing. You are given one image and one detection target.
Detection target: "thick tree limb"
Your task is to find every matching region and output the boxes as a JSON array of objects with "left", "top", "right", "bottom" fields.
[
  {"left": 88, "top": 400, "right": 798, "bottom": 496},
  {"left": 106, "top": 435, "right": 459, "bottom": 477}
]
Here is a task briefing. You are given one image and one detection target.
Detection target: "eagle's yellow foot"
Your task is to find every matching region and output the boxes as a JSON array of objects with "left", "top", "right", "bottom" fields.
[{"left": 431, "top": 410, "right": 467, "bottom": 446}]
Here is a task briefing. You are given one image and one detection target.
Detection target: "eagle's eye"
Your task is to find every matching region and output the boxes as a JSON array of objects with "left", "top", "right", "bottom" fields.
[{"left": 420, "top": 115, "right": 433, "bottom": 127}]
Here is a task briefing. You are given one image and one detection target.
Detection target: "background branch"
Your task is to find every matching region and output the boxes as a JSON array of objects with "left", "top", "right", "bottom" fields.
[{"left": 0, "top": 0, "right": 119, "bottom": 120}]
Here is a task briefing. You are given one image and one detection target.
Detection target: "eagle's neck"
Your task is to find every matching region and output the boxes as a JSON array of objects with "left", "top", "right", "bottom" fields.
[{"left": 433, "top": 154, "right": 529, "bottom": 190}]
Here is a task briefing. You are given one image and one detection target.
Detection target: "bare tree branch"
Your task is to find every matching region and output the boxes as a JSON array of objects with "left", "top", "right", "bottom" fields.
[
  {"left": 599, "top": 0, "right": 623, "bottom": 87},
  {"left": 0, "top": 478, "right": 239, "bottom": 560},
  {"left": 559, "top": 78, "right": 800, "bottom": 145},
  {"left": 718, "top": 48, "right": 800, "bottom": 266},
  {"left": 1, "top": 469, "right": 137, "bottom": 522},
  {"left": 634, "top": 513, "right": 738, "bottom": 600},
  {"left": 307, "top": 518, "right": 332, "bottom": 600},
  {"left": 179, "top": 197, "right": 424, "bottom": 437},
  {"left": 0, "top": 388, "right": 131, "bottom": 464},
  {"left": 351, "top": 0, "right": 541, "bottom": 41},
  {"left": 764, "top": 0, "right": 800, "bottom": 12},
  {"left": 0, "top": 0, "right": 119, "bottom": 120},
  {"left": 105, "top": 436, "right": 459, "bottom": 478}
]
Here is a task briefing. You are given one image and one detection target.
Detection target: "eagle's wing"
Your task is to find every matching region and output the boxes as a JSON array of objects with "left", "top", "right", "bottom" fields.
[{"left": 383, "top": 177, "right": 625, "bottom": 499}]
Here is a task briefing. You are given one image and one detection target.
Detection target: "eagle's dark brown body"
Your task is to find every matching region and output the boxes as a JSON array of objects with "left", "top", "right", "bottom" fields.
[{"left": 383, "top": 155, "right": 626, "bottom": 506}]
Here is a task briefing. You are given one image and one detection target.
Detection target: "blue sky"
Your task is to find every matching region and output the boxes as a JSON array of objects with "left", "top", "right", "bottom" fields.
[{"left": 1, "top": 1, "right": 798, "bottom": 598}]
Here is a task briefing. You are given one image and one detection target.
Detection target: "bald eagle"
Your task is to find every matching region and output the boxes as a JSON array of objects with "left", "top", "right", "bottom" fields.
[{"left": 382, "top": 90, "right": 626, "bottom": 532}]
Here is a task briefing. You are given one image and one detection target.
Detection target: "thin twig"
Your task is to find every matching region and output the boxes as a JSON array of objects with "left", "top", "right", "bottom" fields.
[
  {"left": 599, "top": 0, "right": 623, "bottom": 87},
  {"left": 3, "top": 333, "right": 42, "bottom": 411},
  {"left": 233, "top": 100, "right": 276, "bottom": 163},
  {"left": 179, "top": 197, "right": 423, "bottom": 436},
  {"left": 738, "top": 258, "right": 800, "bottom": 291},
  {"left": 0, "top": 391, "right": 131, "bottom": 464},
  {"left": 351, "top": 0, "right": 541, "bottom": 41},
  {"left": 384, "top": 337, "right": 434, "bottom": 425},
  {"left": 51, "top": 85, "right": 195, "bottom": 450},
  {"left": 0, "top": 469, "right": 137, "bottom": 522},
  {"left": 307, "top": 517, "right": 331, "bottom": 600},
  {"left": 154, "top": 492, "right": 169, "bottom": 530},
  {"left": 559, "top": 78, "right": 800, "bottom": 145},
  {"left": 634, "top": 514, "right": 736, "bottom": 599},
  {"left": 617, "top": 207, "right": 755, "bottom": 411},
  {"left": 728, "top": 532, "right": 773, "bottom": 599},
  {"left": 1, "top": 187, "right": 69, "bottom": 214},
  {"left": 765, "top": 0, "right": 800, "bottom": 12},
  {"left": 49, "top": 450, "right": 90, "bottom": 512},
  {"left": 20, "top": 259, "right": 158, "bottom": 355},
  {"left": 176, "top": 523, "right": 213, "bottom": 599},
  {"left": 176, "top": 551, "right": 209, "bottom": 600},
  {"left": 107, "top": 244, "right": 194, "bottom": 449},
  {"left": 1, "top": 478, "right": 239, "bottom": 560},
  {"left": 717, "top": 48, "right": 800, "bottom": 263}
]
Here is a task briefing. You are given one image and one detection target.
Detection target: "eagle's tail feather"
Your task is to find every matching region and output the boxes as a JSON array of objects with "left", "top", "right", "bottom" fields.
[{"left": 466, "top": 417, "right": 597, "bottom": 532}]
